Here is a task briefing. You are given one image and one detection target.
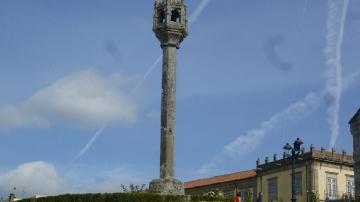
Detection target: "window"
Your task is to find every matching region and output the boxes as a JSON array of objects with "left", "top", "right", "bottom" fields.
[
  {"left": 268, "top": 178, "right": 278, "bottom": 201},
  {"left": 237, "top": 191, "right": 248, "bottom": 199},
  {"left": 346, "top": 176, "right": 355, "bottom": 197},
  {"left": 294, "top": 172, "right": 302, "bottom": 195},
  {"left": 158, "top": 10, "right": 165, "bottom": 23},
  {"left": 223, "top": 191, "right": 234, "bottom": 199},
  {"left": 326, "top": 173, "right": 338, "bottom": 199},
  {"left": 171, "top": 9, "right": 180, "bottom": 23}
]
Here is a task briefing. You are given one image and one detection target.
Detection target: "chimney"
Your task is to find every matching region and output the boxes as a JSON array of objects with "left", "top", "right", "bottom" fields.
[
  {"left": 331, "top": 147, "right": 336, "bottom": 156},
  {"left": 8, "top": 193, "right": 15, "bottom": 202},
  {"left": 256, "top": 158, "right": 260, "bottom": 167},
  {"left": 265, "top": 157, "right": 269, "bottom": 164},
  {"left": 310, "top": 144, "right": 315, "bottom": 152},
  {"left": 321, "top": 147, "right": 325, "bottom": 153},
  {"left": 273, "top": 154, "right": 278, "bottom": 161}
]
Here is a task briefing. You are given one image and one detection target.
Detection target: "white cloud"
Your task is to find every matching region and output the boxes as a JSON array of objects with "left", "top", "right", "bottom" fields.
[
  {"left": 146, "top": 110, "right": 160, "bottom": 121},
  {"left": 325, "top": 0, "right": 349, "bottom": 149},
  {"left": 225, "top": 92, "right": 321, "bottom": 156},
  {"left": 0, "top": 161, "right": 68, "bottom": 198},
  {"left": 0, "top": 106, "right": 49, "bottom": 129},
  {"left": 198, "top": 70, "right": 360, "bottom": 176},
  {"left": 0, "top": 70, "right": 138, "bottom": 130},
  {"left": 0, "top": 162, "right": 149, "bottom": 197},
  {"left": 92, "top": 167, "right": 146, "bottom": 193},
  {"left": 64, "top": 165, "right": 148, "bottom": 193}
]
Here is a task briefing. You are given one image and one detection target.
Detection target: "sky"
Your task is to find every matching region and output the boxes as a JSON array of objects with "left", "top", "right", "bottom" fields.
[{"left": 0, "top": 0, "right": 359, "bottom": 198}]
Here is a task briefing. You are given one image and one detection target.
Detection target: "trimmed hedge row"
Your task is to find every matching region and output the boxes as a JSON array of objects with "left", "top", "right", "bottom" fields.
[{"left": 18, "top": 193, "right": 231, "bottom": 202}]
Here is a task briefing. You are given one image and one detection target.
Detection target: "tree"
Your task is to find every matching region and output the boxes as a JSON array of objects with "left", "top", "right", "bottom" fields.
[
  {"left": 121, "top": 184, "right": 146, "bottom": 193},
  {"left": 308, "top": 191, "right": 320, "bottom": 202}
]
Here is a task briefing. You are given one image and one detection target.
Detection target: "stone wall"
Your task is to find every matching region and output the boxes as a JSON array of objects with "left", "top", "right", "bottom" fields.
[{"left": 350, "top": 108, "right": 360, "bottom": 197}]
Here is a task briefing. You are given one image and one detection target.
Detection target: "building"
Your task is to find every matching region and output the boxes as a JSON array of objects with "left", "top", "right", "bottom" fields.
[
  {"left": 6, "top": 194, "right": 45, "bottom": 202},
  {"left": 185, "top": 146, "right": 355, "bottom": 202},
  {"left": 257, "top": 146, "right": 354, "bottom": 202},
  {"left": 185, "top": 170, "right": 257, "bottom": 199},
  {"left": 349, "top": 108, "right": 360, "bottom": 197}
]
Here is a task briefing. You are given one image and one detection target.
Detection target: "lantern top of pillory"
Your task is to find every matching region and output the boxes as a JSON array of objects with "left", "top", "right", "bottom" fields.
[{"left": 153, "top": 0, "right": 188, "bottom": 48}]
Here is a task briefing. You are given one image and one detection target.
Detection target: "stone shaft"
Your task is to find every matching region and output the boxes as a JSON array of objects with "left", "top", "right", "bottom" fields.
[
  {"left": 150, "top": 0, "right": 187, "bottom": 195},
  {"left": 160, "top": 45, "right": 177, "bottom": 179}
]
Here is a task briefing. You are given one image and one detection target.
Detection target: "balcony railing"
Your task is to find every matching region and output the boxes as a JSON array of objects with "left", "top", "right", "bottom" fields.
[{"left": 324, "top": 191, "right": 355, "bottom": 200}]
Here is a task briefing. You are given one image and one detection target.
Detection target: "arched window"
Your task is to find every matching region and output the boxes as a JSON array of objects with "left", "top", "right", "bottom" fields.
[
  {"left": 159, "top": 10, "right": 165, "bottom": 23},
  {"left": 171, "top": 9, "right": 180, "bottom": 23}
]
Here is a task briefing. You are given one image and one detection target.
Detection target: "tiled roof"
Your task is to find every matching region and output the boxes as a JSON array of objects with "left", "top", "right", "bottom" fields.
[{"left": 184, "top": 169, "right": 256, "bottom": 189}]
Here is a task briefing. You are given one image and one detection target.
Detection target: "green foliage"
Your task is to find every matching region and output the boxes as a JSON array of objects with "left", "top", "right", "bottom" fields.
[
  {"left": 201, "top": 190, "right": 225, "bottom": 200},
  {"left": 120, "top": 184, "right": 146, "bottom": 193},
  {"left": 308, "top": 191, "right": 320, "bottom": 202},
  {"left": 243, "top": 194, "right": 253, "bottom": 202},
  {"left": 191, "top": 194, "right": 228, "bottom": 202},
  {"left": 18, "top": 193, "right": 231, "bottom": 202},
  {"left": 341, "top": 193, "right": 355, "bottom": 201}
]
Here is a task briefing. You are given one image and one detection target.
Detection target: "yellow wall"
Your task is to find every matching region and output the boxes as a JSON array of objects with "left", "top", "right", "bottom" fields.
[
  {"left": 257, "top": 166, "right": 308, "bottom": 202},
  {"left": 315, "top": 162, "right": 354, "bottom": 201},
  {"left": 257, "top": 162, "right": 354, "bottom": 202}
]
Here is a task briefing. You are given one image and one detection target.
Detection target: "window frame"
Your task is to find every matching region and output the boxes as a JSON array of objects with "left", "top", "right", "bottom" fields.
[
  {"left": 268, "top": 177, "right": 278, "bottom": 201},
  {"left": 326, "top": 172, "right": 338, "bottom": 199},
  {"left": 294, "top": 172, "right": 302, "bottom": 196},
  {"left": 346, "top": 175, "right": 355, "bottom": 197}
]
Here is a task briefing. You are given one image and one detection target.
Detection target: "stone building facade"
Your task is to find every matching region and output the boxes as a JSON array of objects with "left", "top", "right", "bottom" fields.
[
  {"left": 257, "top": 147, "right": 353, "bottom": 202},
  {"left": 185, "top": 147, "right": 354, "bottom": 202},
  {"left": 350, "top": 108, "right": 360, "bottom": 198},
  {"left": 185, "top": 170, "right": 257, "bottom": 199}
]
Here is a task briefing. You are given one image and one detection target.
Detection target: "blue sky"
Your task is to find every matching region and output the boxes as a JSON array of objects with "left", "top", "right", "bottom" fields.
[{"left": 0, "top": 0, "right": 359, "bottom": 198}]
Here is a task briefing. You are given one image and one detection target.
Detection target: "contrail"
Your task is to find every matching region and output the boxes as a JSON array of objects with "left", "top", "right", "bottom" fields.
[
  {"left": 301, "top": 0, "right": 309, "bottom": 17},
  {"left": 130, "top": 0, "right": 211, "bottom": 96},
  {"left": 325, "top": 0, "right": 349, "bottom": 149},
  {"left": 198, "top": 71, "right": 360, "bottom": 176},
  {"left": 129, "top": 55, "right": 162, "bottom": 96},
  {"left": 189, "top": 0, "right": 211, "bottom": 25},
  {"left": 298, "top": 0, "right": 309, "bottom": 29},
  {"left": 72, "top": 125, "right": 106, "bottom": 163},
  {"left": 72, "top": 0, "right": 211, "bottom": 162}
]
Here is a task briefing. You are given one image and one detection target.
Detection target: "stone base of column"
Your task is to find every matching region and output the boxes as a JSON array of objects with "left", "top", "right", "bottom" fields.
[{"left": 149, "top": 178, "right": 184, "bottom": 195}]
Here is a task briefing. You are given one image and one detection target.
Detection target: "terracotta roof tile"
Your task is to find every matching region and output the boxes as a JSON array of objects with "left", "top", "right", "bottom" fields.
[{"left": 184, "top": 169, "right": 256, "bottom": 189}]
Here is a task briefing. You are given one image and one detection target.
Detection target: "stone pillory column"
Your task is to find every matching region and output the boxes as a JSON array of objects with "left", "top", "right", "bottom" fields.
[
  {"left": 149, "top": 0, "right": 188, "bottom": 195},
  {"left": 350, "top": 108, "right": 360, "bottom": 197}
]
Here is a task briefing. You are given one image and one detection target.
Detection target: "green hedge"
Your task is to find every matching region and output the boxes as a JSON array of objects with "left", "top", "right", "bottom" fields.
[{"left": 18, "top": 193, "right": 231, "bottom": 202}]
